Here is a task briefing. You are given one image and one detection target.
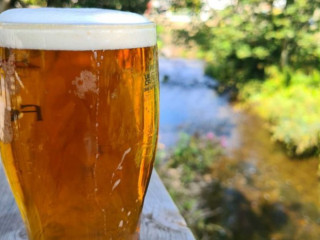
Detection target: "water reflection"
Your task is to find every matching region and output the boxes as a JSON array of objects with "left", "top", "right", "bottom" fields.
[{"left": 207, "top": 114, "right": 320, "bottom": 239}]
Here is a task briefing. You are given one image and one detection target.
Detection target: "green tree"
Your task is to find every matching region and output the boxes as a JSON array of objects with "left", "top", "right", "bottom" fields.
[
  {"left": 76, "top": 0, "right": 148, "bottom": 13},
  {"left": 0, "top": 0, "right": 149, "bottom": 13},
  {"left": 188, "top": 0, "right": 320, "bottom": 91},
  {"left": 171, "top": 0, "right": 202, "bottom": 13}
]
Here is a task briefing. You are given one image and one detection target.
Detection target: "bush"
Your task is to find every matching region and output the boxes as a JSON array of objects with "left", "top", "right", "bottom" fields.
[
  {"left": 240, "top": 67, "right": 320, "bottom": 156},
  {"left": 167, "top": 133, "right": 223, "bottom": 183},
  {"left": 183, "top": 1, "right": 320, "bottom": 93},
  {"left": 180, "top": 0, "right": 320, "bottom": 157},
  {"left": 157, "top": 133, "right": 225, "bottom": 239}
]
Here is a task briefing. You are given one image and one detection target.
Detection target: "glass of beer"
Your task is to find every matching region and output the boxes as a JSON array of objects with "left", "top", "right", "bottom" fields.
[{"left": 0, "top": 8, "right": 158, "bottom": 240}]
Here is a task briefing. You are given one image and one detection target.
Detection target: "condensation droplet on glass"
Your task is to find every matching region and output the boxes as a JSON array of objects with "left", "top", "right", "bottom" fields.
[
  {"left": 121, "top": 208, "right": 124, "bottom": 212},
  {"left": 127, "top": 211, "right": 131, "bottom": 216},
  {"left": 112, "top": 179, "right": 121, "bottom": 191},
  {"left": 116, "top": 147, "right": 131, "bottom": 171},
  {"left": 90, "top": 104, "right": 93, "bottom": 108},
  {"left": 111, "top": 92, "right": 117, "bottom": 99},
  {"left": 96, "top": 153, "right": 99, "bottom": 159},
  {"left": 119, "top": 220, "right": 123, "bottom": 228}
]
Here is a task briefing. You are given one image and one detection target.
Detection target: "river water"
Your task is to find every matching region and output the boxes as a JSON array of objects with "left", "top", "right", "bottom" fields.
[
  {"left": 158, "top": 58, "right": 320, "bottom": 240},
  {"left": 159, "top": 58, "right": 238, "bottom": 147}
]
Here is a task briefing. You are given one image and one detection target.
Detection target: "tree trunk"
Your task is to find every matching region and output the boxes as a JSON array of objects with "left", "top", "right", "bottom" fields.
[
  {"left": 280, "top": 40, "right": 288, "bottom": 68},
  {"left": 47, "top": 0, "right": 65, "bottom": 7}
]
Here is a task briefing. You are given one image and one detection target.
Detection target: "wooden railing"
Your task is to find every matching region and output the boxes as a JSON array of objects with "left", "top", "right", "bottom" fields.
[{"left": 0, "top": 163, "right": 195, "bottom": 240}]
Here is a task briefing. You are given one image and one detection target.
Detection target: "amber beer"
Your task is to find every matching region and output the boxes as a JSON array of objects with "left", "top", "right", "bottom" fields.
[{"left": 0, "top": 8, "right": 158, "bottom": 240}]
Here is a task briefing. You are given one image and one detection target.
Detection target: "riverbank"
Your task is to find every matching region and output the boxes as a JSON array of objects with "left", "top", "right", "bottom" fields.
[
  {"left": 157, "top": 58, "right": 320, "bottom": 240},
  {"left": 238, "top": 67, "right": 320, "bottom": 158}
]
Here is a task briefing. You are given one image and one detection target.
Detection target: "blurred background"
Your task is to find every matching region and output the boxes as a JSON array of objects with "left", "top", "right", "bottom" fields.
[{"left": 1, "top": 0, "right": 320, "bottom": 239}]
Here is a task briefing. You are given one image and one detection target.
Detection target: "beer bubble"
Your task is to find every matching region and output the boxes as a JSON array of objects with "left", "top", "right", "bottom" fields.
[
  {"left": 111, "top": 92, "right": 117, "bottom": 99},
  {"left": 93, "top": 51, "right": 97, "bottom": 59}
]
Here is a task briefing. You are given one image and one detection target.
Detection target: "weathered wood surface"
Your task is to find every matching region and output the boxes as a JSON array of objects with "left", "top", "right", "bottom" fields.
[
  {"left": 0, "top": 162, "right": 195, "bottom": 240},
  {"left": 141, "top": 170, "right": 195, "bottom": 240}
]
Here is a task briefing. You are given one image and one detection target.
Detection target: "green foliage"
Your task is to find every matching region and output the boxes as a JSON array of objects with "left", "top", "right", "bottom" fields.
[
  {"left": 76, "top": 0, "right": 148, "bottom": 13},
  {"left": 46, "top": 0, "right": 72, "bottom": 7},
  {"left": 240, "top": 67, "right": 320, "bottom": 156},
  {"left": 24, "top": 0, "right": 46, "bottom": 6},
  {"left": 180, "top": 0, "right": 320, "bottom": 158},
  {"left": 168, "top": 133, "right": 223, "bottom": 183},
  {"left": 188, "top": 0, "right": 320, "bottom": 91},
  {"left": 156, "top": 25, "right": 165, "bottom": 50},
  {"left": 157, "top": 133, "right": 224, "bottom": 239},
  {"left": 171, "top": 0, "right": 202, "bottom": 13},
  {"left": 6, "top": 0, "right": 148, "bottom": 13}
]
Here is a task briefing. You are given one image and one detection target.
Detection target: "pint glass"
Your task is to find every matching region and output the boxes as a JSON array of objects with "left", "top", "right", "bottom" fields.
[{"left": 0, "top": 8, "right": 159, "bottom": 240}]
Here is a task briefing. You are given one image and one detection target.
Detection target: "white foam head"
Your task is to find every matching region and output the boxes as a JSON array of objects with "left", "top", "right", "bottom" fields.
[{"left": 0, "top": 8, "right": 156, "bottom": 50}]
